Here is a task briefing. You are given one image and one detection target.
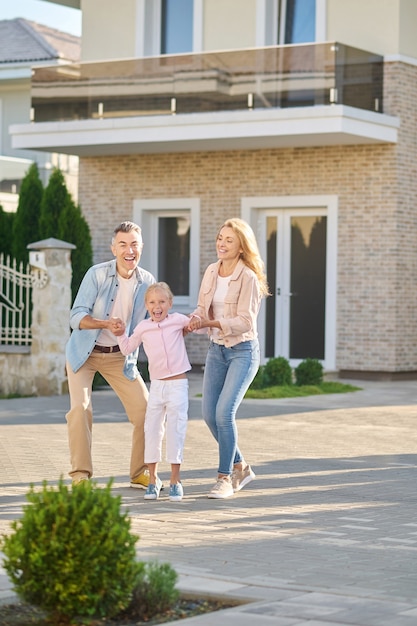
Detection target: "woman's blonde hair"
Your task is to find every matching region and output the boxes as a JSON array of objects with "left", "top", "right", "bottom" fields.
[{"left": 219, "top": 218, "right": 270, "bottom": 297}]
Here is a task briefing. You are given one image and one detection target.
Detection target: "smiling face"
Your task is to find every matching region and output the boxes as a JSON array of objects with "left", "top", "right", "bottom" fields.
[
  {"left": 111, "top": 229, "right": 143, "bottom": 278},
  {"left": 216, "top": 226, "right": 243, "bottom": 263},
  {"left": 145, "top": 287, "right": 172, "bottom": 323}
]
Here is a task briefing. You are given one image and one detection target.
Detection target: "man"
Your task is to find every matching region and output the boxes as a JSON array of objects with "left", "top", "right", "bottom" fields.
[{"left": 65, "top": 221, "right": 155, "bottom": 487}]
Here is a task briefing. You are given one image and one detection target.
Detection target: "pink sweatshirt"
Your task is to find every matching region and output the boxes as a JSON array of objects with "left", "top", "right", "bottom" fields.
[{"left": 118, "top": 312, "right": 191, "bottom": 380}]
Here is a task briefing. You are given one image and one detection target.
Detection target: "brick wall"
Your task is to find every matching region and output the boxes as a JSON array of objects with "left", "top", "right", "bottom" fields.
[{"left": 78, "top": 60, "right": 417, "bottom": 375}]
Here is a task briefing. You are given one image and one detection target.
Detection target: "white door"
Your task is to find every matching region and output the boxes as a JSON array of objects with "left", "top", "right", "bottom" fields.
[{"left": 254, "top": 203, "right": 337, "bottom": 370}]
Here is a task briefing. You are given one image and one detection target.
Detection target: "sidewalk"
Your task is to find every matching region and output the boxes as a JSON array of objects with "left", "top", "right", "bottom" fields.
[{"left": 1, "top": 372, "right": 417, "bottom": 625}]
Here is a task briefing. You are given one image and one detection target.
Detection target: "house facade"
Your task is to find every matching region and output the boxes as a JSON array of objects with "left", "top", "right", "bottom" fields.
[
  {"left": 10, "top": 0, "right": 417, "bottom": 378},
  {"left": 0, "top": 17, "right": 80, "bottom": 211}
]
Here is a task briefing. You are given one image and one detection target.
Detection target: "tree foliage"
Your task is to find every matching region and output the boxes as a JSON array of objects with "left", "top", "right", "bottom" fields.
[
  {"left": 58, "top": 197, "right": 93, "bottom": 301},
  {"left": 11, "top": 162, "right": 43, "bottom": 264},
  {"left": 38, "top": 168, "right": 68, "bottom": 239},
  {"left": 35, "top": 166, "right": 93, "bottom": 302},
  {"left": 0, "top": 204, "right": 15, "bottom": 258}
]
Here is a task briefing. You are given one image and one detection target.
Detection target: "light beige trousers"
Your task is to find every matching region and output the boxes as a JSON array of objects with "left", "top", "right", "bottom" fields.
[{"left": 65, "top": 351, "right": 148, "bottom": 481}]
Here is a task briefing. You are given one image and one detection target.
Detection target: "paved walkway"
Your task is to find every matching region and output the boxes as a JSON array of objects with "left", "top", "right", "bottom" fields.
[{"left": 1, "top": 372, "right": 417, "bottom": 625}]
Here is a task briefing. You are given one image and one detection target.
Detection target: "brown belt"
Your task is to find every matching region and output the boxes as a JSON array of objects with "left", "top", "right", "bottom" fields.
[{"left": 93, "top": 345, "right": 120, "bottom": 353}]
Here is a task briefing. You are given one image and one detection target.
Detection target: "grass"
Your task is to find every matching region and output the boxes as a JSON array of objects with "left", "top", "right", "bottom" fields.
[{"left": 245, "top": 381, "right": 362, "bottom": 399}]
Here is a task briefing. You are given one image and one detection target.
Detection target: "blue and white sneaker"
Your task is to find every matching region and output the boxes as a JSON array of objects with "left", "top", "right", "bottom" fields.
[
  {"left": 144, "top": 476, "right": 162, "bottom": 500},
  {"left": 169, "top": 483, "right": 184, "bottom": 501}
]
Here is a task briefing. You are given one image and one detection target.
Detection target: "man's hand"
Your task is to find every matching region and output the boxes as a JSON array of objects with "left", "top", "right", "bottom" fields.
[{"left": 109, "top": 317, "right": 125, "bottom": 336}]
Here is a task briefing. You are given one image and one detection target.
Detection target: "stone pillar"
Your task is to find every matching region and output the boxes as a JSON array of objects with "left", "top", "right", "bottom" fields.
[{"left": 28, "top": 238, "right": 76, "bottom": 396}]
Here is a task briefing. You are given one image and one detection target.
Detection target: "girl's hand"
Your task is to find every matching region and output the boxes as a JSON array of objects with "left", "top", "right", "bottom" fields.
[
  {"left": 109, "top": 317, "right": 125, "bottom": 336},
  {"left": 188, "top": 314, "right": 202, "bottom": 331}
]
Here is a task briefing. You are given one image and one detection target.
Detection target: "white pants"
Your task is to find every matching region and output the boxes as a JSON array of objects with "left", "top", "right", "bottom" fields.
[{"left": 144, "top": 378, "right": 189, "bottom": 464}]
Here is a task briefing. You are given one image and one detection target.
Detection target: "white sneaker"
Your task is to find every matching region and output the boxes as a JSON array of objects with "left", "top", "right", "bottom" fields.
[
  {"left": 144, "top": 476, "right": 163, "bottom": 500},
  {"left": 232, "top": 465, "right": 256, "bottom": 492},
  {"left": 208, "top": 476, "right": 234, "bottom": 499}
]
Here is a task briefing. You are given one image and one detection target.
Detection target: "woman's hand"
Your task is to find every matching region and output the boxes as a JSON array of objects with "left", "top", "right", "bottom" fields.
[{"left": 188, "top": 314, "right": 202, "bottom": 332}]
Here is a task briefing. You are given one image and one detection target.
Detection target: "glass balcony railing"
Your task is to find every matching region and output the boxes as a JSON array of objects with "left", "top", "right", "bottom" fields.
[
  {"left": 30, "top": 42, "right": 383, "bottom": 123},
  {"left": 0, "top": 156, "right": 33, "bottom": 194}
]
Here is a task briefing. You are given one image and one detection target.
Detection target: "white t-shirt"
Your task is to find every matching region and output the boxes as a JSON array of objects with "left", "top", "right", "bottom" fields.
[
  {"left": 210, "top": 275, "right": 229, "bottom": 344},
  {"left": 96, "top": 273, "right": 137, "bottom": 346}
]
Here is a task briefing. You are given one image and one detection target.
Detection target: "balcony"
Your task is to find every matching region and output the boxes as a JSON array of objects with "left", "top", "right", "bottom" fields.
[{"left": 10, "top": 42, "right": 399, "bottom": 157}]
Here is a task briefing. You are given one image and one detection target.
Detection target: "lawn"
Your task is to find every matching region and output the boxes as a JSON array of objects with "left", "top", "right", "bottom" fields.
[{"left": 245, "top": 381, "right": 362, "bottom": 399}]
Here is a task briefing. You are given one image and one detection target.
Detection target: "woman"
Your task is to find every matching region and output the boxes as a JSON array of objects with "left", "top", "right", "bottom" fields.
[{"left": 189, "top": 218, "right": 269, "bottom": 498}]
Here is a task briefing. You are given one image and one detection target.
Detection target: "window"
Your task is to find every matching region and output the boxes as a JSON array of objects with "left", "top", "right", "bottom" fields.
[
  {"left": 157, "top": 214, "right": 190, "bottom": 295},
  {"left": 258, "top": 0, "right": 322, "bottom": 47},
  {"left": 140, "top": 0, "right": 202, "bottom": 57},
  {"left": 134, "top": 198, "right": 200, "bottom": 311},
  {"left": 280, "top": 0, "right": 316, "bottom": 44},
  {"left": 161, "top": 0, "right": 194, "bottom": 54}
]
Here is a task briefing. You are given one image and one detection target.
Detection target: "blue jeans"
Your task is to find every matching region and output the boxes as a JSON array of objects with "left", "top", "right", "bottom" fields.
[{"left": 202, "top": 339, "right": 260, "bottom": 476}]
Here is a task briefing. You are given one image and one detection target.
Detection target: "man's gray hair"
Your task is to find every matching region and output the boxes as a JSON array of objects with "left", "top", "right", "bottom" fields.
[{"left": 112, "top": 221, "right": 142, "bottom": 244}]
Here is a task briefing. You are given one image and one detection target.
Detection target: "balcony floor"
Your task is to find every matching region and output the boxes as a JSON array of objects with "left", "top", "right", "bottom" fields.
[{"left": 11, "top": 105, "right": 399, "bottom": 157}]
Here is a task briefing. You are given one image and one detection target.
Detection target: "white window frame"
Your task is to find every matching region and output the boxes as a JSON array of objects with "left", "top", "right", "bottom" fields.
[
  {"left": 256, "top": 0, "right": 326, "bottom": 47},
  {"left": 242, "top": 194, "right": 337, "bottom": 371},
  {"left": 133, "top": 198, "right": 200, "bottom": 312}
]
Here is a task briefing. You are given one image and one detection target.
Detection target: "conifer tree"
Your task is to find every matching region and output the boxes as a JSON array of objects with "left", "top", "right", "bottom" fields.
[
  {"left": 58, "top": 197, "right": 93, "bottom": 302},
  {"left": 0, "top": 204, "right": 15, "bottom": 258},
  {"left": 12, "top": 162, "right": 43, "bottom": 264},
  {"left": 38, "top": 168, "right": 68, "bottom": 239}
]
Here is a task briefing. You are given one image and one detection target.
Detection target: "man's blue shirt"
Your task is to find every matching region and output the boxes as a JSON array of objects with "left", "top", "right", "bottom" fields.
[{"left": 66, "top": 259, "right": 155, "bottom": 380}]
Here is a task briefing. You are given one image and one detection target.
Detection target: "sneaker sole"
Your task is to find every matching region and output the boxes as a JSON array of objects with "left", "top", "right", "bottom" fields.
[
  {"left": 169, "top": 496, "right": 183, "bottom": 502},
  {"left": 207, "top": 491, "right": 234, "bottom": 499},
  {"left": 234, "top": 470, "right": 256, "bottom": 492}
]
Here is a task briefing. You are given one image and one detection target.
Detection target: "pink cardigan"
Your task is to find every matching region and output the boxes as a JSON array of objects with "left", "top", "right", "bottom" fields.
[
  {"left": 192, "top": 259, "right": 261, "bottom": 348},
  {"left": 118, "top": 312, "right": 191, "bottom": 380}
]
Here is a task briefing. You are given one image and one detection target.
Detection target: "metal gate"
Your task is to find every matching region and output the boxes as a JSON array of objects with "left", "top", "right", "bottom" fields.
[{"left": 0, "top": 254, "right": 32, "bottom": 346}]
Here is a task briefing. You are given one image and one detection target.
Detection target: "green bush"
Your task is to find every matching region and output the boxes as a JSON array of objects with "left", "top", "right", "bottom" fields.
[
  {"left": 295, "top": 358, "right": 324, "bottom": 386},
  {"left": 123, "top": 561, "right": 179, "bottom": 621},
  {"left": 1, "top": 478, "right": 142, "bottom": 623},
  {"left": 249, "top": 365, "right": 265, "bottom": 389},
  {"left": 263, "top": 356, "right": 293, "bottom": 386}
]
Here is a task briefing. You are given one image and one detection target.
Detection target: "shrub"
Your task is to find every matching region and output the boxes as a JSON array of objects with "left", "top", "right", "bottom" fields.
[
  {"left": 249, "top": 365, "right": 265, "bottom": 389},
  {"left": 1, "top": 478, "right": 142, "bottom": 623},
  {"left": 295, "top": 358, "right": 323, "bottom": 386},
  {"left": 263, "top": 356, "right": 293, "bottom": 386},
  {"left": 124, "top": 561, "right": 179, "bottom": 621}
]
